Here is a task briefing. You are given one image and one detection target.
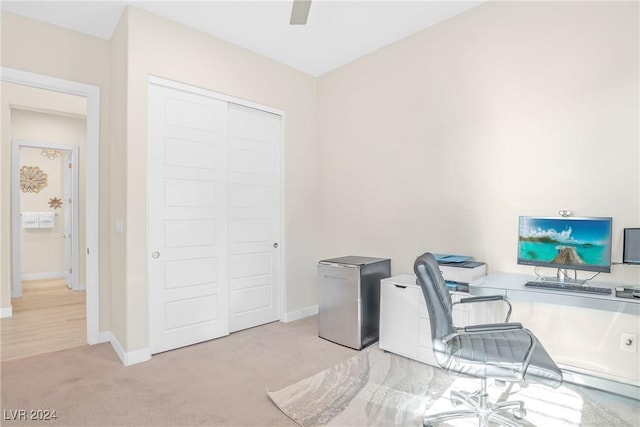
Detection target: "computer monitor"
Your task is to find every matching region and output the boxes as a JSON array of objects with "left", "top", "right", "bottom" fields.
[
  {"left": 517, "top": 216, "right": 612, "bottom": 273},
  {"left": 623, "top": 228, "right": 640, "bottom": 265}
]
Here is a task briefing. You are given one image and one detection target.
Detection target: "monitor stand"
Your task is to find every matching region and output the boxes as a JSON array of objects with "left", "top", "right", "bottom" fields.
[{"left": 537, "top": 269, "right": 587, "bottom": 286}]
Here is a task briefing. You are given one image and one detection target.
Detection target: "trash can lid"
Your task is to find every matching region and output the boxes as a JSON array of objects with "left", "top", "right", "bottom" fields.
[{"left": 319, "top": 256, "right": 389, "bottom": 266}]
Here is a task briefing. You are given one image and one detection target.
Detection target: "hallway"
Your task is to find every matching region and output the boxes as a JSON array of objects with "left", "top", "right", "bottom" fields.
[{"left": 1, "top": 279, "right": 86, "bottom": 361}]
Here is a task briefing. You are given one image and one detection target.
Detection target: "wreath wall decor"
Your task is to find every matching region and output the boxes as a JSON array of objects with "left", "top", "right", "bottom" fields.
[
  {"left": 20, "top": 165, "right": 48, "bottom": 193},
  {"left": 41, "top": 149, "right": 62, "bottom": 160}
]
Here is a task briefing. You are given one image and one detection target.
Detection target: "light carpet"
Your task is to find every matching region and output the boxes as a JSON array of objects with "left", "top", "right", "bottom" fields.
[{"left": 267, "top": 345, "right": 639, "bottom": 427}]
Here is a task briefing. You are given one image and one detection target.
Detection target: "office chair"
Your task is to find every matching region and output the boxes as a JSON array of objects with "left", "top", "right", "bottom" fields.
[{"left": 414, "top": 253, "right": 563, "bottom": 427}]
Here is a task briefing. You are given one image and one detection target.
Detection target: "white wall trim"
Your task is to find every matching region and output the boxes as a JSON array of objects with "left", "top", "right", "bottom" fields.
[
  {"left": 1, "top": 66, "right": 101, "bottom": 345},
  {"left": 282, "top": 305, "right": 318, "bottom": 323},
  {"left": 21, "top": 271, "right": 65, "bottom": 281},
  {"left": 561, "top": 365, "right": 640, "bottom": 400},
  {"left": 102, "top": 331, "right": 151, "bottom": 366},
  {"left": 148, "top": 75, "right": 285, "bottom": 117},
  {"left": 97, "top": 330, "right": 112, "bottom": 344},
  {"left": 0, "top": 305, "right": 13, "bottom": 318},
  {"left": 278, "top": 114, "right": 287, "bottom": 324}
]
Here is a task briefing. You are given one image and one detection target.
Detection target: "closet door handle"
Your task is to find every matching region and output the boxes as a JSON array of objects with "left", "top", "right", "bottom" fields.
[
  {"left": 152, "top": 251, "right": 160, "bottom": 259},
  {"left": 273, "top": 243, "right": 279, "bottom": 248}
]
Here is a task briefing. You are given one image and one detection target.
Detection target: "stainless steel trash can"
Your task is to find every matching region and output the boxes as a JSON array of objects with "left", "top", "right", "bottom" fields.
[{"left": 317, "top": 256, "right": 391, "bottom": 350}]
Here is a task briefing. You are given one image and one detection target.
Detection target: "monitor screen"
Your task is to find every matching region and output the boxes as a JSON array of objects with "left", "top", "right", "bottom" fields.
[
  {"left": 517, "top": 216, "right": 612, "bottom": 273},
  {"left": 623, "top": 228, "right": 640, "bottom": 264}
]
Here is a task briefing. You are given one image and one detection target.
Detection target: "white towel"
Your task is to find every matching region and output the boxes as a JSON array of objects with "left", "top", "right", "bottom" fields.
[
  {"left": 22, "top": 212, "right": 39, "bottom": 229},
  {"left": 38, "top": 212, "right": 55, "bottom": 228}
]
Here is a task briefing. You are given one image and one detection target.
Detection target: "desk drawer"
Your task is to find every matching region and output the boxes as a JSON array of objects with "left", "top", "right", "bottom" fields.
[{"left": 379, "top": 280, "right": 421, "bottom": 359}]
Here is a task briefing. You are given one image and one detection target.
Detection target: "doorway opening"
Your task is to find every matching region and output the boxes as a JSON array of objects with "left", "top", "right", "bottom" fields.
[
  {"left": 1, "top": 67, "right": 101, "bottom": 354},
  {"left": 12, "top": 140, "right": 81, "bottom": 297},
  {"left": 4, "top": 107, "right": 85, "bottom": 361}
]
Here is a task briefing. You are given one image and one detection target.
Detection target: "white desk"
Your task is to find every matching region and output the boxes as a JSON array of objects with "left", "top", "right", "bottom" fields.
[
  {"left": 470, "top": 274, "right": 639, "bottom": 315},
  {"left": 470, "top": 274, "right": 640, "bottom": 399},
  {"left": 379, "top": 275, "right": 510, "bottom": 367}
]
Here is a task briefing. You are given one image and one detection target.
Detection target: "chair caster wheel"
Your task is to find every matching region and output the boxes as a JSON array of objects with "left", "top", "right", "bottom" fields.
[{"left": 513, "top": 408, "right": 527, "bottom": 420}]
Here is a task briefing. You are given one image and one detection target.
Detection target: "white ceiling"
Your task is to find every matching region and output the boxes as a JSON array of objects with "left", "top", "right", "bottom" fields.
[{"left": 1, "top": 0, "right": 484, "bottom": 76}]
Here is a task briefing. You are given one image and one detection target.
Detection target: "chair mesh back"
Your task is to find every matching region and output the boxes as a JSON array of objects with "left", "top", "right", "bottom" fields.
[{"left": 414, "top": 253, "right": 455, "bottom": 355}]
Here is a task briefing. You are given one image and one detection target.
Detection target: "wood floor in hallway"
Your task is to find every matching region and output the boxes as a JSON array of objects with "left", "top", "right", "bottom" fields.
[{"left": 0, "top": 279, "right": 86, "bottom": 361}]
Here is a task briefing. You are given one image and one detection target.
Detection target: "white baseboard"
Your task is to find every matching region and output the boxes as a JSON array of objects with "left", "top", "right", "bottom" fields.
[
  {"left": 0, "top": 305, "right": 13, "bottom": 318},
  {"left": 101, "top": 331, "right": 151, "bottom": 366},
  {"left": 21, "top": 271, "right": 64, "bottom": 281},
  {"left": 561, "top": 366, "right": 640, "bottom": 400},
  {"left": 73, "top": 282, "right": 86, "bottom": 291},
  {"left": 96, "top": 331, "right": 112, "bottom": 344},
  {"left": 282, "top": 305, "right": 318, "bottom": 323}
]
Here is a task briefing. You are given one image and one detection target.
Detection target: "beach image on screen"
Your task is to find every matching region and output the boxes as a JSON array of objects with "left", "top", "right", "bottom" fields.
[{"left": 518, "top": 217, "right": 610, "bottom": 267}]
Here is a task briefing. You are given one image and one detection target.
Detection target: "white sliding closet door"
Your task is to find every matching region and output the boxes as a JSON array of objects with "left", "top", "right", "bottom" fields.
[
  {"left": 228, "top": 104, "right": 281, "bottom": 332},
  {"left": 148, "top": 84, "right": 229, "bottom": 354}
]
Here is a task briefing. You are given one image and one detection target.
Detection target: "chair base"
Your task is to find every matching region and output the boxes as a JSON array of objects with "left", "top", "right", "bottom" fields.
[{"left": 424, "top": 379, "right": 525, "bottom": 427}]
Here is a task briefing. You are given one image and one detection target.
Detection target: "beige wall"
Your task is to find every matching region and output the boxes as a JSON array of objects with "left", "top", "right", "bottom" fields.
[
  {"left": 1, "top": 7, "right": 320, "bottom": 352},
  {"left": 108, "top": 8, "right": 128, "bottom": 348},
  {"left": 1, "top": 12, "right": 111, "bottom": 327},
  {"left": 318, "top": 1, "right": 639, "bottom": 285},
  {"left": 12, "top": 109, "right": 87, "bottom": 278},
  {"left": 2, "top": 1, "right": 637, "bottom": 355},
  {"left": 122, "top": 7, "right": 319, "bottom": 351}
]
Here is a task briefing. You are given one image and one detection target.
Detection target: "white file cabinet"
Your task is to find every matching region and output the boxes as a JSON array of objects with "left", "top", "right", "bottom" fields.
[{"left": 379, "top": 274, "right": 471, "bottom": 366}]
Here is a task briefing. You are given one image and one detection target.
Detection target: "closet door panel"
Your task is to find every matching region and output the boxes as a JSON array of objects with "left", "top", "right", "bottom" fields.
[
  {"left": 148, "top": 84, "right": 229, "bottom": 354},
  {"left": 228, "top": 103, "right": 281, "bottom": 333}
]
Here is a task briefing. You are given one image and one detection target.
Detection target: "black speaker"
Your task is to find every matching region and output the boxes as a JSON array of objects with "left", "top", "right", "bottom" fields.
[{"left": 623, "top": 228, "right": 640, "bottom": 264}]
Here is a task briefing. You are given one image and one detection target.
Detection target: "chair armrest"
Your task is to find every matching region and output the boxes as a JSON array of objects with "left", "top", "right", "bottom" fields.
[
  {"left": 452, "top": 295, "right": 513, "bottom": 322},
  {"left": 463, "top": 322, "right": 523, "bottom": 333},
  {"left": 459, "top": 295, "right": 503, "bottom": 303}
]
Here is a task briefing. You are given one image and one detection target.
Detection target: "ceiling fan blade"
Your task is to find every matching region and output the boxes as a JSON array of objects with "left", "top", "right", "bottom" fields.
[{"left": 290, "top": 0, "right": 312, "bottom": 25}]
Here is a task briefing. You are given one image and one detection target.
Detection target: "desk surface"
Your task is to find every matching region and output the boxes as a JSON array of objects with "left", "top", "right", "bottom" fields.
[{"left": 470, "top": 273, "right": 640, "bottom": 316}]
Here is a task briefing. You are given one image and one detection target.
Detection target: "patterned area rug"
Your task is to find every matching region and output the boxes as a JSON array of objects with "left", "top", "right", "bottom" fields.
[{"left": 267, "top": 345, "right": 639, "bottom": 427}]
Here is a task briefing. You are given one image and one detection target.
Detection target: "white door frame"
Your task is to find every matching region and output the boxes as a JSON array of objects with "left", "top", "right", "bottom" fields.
[
  {"left": 2, "top": 67, "right": 101, "bottom": 344},
  {"left": 147, "top": 76, "right": 287, "bottom": 330},
  {"left": 11, "top": 140, "right": 79, "bottom": 296},
  {"left": 62, "top": 150, "right": 73, "bottom": 288}
]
